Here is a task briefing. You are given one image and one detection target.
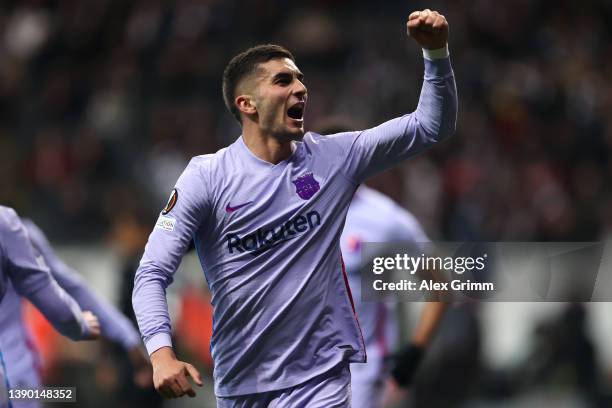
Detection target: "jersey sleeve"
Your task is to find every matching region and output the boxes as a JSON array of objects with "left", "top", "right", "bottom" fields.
[
  {"left": 132, "top": 158, "right": 210, "bottom": 355},
  {"left": 23, "top": 220, "right": 141, "bottom": 350},
  {"left": 0, "top": 208, "right": 88, "bottom": 341},
  {"left": 326, "top": 57, "right": 457, "bottom": 184}
]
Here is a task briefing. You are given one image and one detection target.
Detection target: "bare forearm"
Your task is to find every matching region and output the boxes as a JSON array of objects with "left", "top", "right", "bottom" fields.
[{"left": 410, "top": 301, "right": 448, "bottom": 347}]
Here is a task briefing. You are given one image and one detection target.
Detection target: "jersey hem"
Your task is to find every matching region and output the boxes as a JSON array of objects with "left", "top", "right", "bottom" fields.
[{"left": 213, "top": 353, "right": 365, "bottom": 397}]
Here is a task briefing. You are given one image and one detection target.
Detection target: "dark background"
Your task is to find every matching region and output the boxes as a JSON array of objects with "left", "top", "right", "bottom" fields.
[
  {"left": 2, "top": 1, "right": 612, "bottom": 407},
  {"left": 2, "top": 0, "right": 611, "bottom": 243}
]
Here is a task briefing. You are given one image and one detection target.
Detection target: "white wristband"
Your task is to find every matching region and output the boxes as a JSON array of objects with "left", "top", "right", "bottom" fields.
[{"left": 423, "top": 45, "right": 449, "bottom": 60}]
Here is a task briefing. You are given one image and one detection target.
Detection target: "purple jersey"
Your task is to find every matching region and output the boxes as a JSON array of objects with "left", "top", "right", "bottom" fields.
[
  {"left": 133, "top": 56, "right": 456, "bottom": 396},
  {"left": 340, "top": 187, "right": 428, "bottom": 408},
  {"left": 0, "top": 206, "right": 88, "bottom": 341},
  {"left": 0, "top": 350, "right": 8, "bottom": 408},
  {"left": 22, "top": 220, "right": 140, "bottom": 350},
  {"left": 0, "top": 220, "right": 141, "bottom": 391},
  {"left": 0, "top": 284, "right": 42, "bottom": 408},
  {"left": 341, "top": 186, "right": 429, "bottom": 350}
]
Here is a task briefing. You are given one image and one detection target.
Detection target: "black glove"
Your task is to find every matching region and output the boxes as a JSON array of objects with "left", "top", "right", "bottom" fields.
[{"left": 390, "top": 344, "right": 426, "bottom": 387}]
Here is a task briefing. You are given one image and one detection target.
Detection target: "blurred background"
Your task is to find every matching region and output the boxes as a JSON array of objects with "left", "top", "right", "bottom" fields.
[{"left": 1, "top": 0, "right": 612, "bottom": 407}]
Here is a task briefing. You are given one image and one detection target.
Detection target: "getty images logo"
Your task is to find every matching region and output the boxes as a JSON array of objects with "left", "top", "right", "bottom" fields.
[{"left": 226, "top": 210, "right": 322, "bottom": 256}]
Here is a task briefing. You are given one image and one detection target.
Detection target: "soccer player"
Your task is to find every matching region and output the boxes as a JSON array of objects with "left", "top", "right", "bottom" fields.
[
  {"left": 340, "top": 185, "right": 447, "bottom": 408},
  {"left": 0, "top": 206, "right": 100, "bottom": 407},
  {"left": 1, "top": 355, "right": 7, "bottom": 408},
  {"left": 133, "top": 8, "right": 456, "bottom": 406},
  {"left": 0, "top": 218, "right": 150, "bottom": 408}
]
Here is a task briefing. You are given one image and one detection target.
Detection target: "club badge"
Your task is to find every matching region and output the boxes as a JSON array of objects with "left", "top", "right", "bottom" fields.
[
  {"left": 292, "top": 173, "right": 320, "bottom": 200},
  {"left": 162, "top": 189, "right": 178, "bottom": 215}
]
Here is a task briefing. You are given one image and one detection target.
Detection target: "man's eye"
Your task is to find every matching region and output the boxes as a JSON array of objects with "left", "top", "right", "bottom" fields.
[{"left": 276, "top": 78, "right": 290, "bottom": 85}]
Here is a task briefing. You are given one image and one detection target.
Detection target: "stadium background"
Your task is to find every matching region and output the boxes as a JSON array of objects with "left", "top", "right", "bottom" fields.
[{"left": 1, "top": 0, "right": 612, "bottom": 406}]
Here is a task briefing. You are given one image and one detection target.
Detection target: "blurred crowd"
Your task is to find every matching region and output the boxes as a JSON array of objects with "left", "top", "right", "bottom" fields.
[
  {"left": 2, "top": 1, "right": 612, "bottom": 407},
  {"left": 1, "top": 0, "right": 612, "bottom": 243}
]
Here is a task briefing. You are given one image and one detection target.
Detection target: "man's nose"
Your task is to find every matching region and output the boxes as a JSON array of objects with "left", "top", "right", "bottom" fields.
[{"left": 294, "top": 80, "right": 307, "bottom": 99}]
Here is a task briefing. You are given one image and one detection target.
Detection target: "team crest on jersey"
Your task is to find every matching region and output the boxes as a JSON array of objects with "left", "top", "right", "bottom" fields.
[
  {"left": 162, "top": 189, "right": 178, "bottom": 215},
  {"left": 292, "top": 173, "right": 320, "bottom": 200}
]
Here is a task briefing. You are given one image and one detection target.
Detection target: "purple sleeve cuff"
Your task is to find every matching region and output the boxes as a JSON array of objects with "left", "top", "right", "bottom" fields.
[{"left": 145, "top": 332, "right": 173, "bottom": 356}]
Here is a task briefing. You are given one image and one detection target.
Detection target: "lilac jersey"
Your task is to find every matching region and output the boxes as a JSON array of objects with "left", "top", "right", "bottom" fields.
[
  {"left": 0, "top": 350, "right": 7, "bottom": 408},
  {"left": 0, "top": 207, "right": 88, "bottom": 341},
  {"left": 133, "top": 56, "right": 456, "bottom": 396},
  {"left": 341, "top": 187, "right": 429, "bottom": 351},
  {"left": 0, "top": 206, "right": 90, "bottom": 404},
  {"left": 0, "top": 350, "right": 9, "bottom": 408},
  {"left": 340, "top": 187, "right": 428, "bottom": 407},
  {"left": 0, "top": 220, "right": 141, "bottom": 391}
]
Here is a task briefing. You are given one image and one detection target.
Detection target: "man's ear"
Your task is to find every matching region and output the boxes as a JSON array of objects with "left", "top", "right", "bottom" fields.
[{"left": 235, "top": 95, "right": 257, "bottom": 116}]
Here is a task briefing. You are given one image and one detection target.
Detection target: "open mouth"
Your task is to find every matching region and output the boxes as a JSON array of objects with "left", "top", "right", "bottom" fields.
[{"left": 287, "top": 102, "right": 305, "bottom": 121}]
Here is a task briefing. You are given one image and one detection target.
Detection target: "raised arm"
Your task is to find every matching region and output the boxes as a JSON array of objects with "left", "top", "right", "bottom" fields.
[
  {"left": 328, "top": 9, "right": 457, "bottom": 184},
  {"left": 23, "top": 219, "right": 141, "bottom": 351},
  {"left": 132, "top": 158, "right": 207, "bottom": 398},
  {"left": 0, "top": 207, "right": 98, "bottom": 341},
  {"left": 396, "top": 7, "right": 452, "bottom": 359}
]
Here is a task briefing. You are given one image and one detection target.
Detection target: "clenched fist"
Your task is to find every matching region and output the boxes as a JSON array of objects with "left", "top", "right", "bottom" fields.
[
  {"left": 150, "top": 347, "right": 203, "bottom": 399},
  {"left": 407, "top": 9, "right": 449, "bottom": 50}
]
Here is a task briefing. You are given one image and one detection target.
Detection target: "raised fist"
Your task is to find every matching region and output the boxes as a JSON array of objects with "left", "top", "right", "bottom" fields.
[{"left": 407, "top": 9, "right": 449, "bottom": 50}]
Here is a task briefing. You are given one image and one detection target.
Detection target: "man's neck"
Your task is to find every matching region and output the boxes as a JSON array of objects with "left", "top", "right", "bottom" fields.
[{"left": 242, "top": 127, "right": 294, "bottom": 165}]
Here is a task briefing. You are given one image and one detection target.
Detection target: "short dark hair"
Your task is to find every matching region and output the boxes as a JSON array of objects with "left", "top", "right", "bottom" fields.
[{"left": 222, "top": 44, "right": 295, "bottom": 124}]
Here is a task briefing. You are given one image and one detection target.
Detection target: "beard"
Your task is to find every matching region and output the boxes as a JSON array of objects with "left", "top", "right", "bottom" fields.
[{"left": 259, "top": 112, "right": 305, "bottom": 141}]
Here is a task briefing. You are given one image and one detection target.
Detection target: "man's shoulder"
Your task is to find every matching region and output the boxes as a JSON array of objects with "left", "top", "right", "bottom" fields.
[
  {"left": 0, "top": 206, "right": 21, "bottom": 233},
  {"left": 300, "top": 131, "right": 360, "bottom": 159},
  {"left": 355, "top": 187, "right": 425, "bottom": 235},
  {"left": 303, "top": 130, "right": 357, "bottom": 144},
  {"left": 0, "top": 206, "right": 24, "bottom": 258},
  {"left": 357, "top": 187, "right": 401, "bottom": 213},
  {"left": 187, "top": 146, "right": 231, "bottom": 174}
]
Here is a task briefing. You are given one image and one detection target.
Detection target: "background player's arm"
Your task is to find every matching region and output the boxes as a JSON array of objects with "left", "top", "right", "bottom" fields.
[
  {"left": 0, "top": 208, "right": 99, "bottom": 341},
  {"left": 389, "top": 301, "right": 447, "bottom": 386},
  {"left": 388, "top": 206, "right": 449, "bottom": 387},
  {"left": 330, "top": 9, "right": 456, "bottom": 184},
  {"left": 410, "top": 300, "right": 448, "bottom": 348},
  {"left": 25, "top": 220, "right": 141, "bottom": 349},
  {"left": 23, "top": 219, "right": 150, "bottom": 383},
  {"left": 131, "top": 159, "right": 207, "bottom": 398}
]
